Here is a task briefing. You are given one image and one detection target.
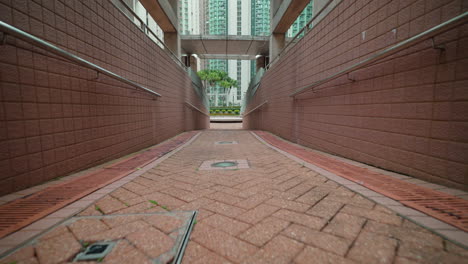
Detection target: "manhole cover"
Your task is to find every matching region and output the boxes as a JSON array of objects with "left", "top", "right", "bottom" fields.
[
  {"left": 199, "top": 160, "right": 249, "bottom": 170},
  {"left": 215, "top": 141, "right": 238, "bottom": 145},
  {"left": 211, "top": 161, "right": 238, "bottom": 167}
]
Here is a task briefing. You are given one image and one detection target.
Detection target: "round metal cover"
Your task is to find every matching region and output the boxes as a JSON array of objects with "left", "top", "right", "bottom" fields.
[{"left": 211, "top": 161, "right": 237, "bottom": 167}]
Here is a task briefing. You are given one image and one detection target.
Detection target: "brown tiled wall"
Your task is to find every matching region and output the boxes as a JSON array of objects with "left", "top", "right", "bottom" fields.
[
  {"left": 0, "top": 0, "right": 209, "bottom": 195},
  {"left": 244, "top": 0, "right": 468, "bottom": 189}
]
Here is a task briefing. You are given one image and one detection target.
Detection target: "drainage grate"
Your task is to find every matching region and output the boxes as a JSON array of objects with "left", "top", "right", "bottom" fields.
[
  {"left": 0, "top": 132, "right": 198, "bottom": 239},
  {"left": 255, "top": 131, "right": 468, "bottom": 232},
  {"left": 0, "top": 168, "right": 131, "bottom": 239}
]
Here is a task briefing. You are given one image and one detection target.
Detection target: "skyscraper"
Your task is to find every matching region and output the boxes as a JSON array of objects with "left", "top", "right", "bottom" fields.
[
  {"left": 179, "top": 0, "right": 271, "bottom": 107},
  {"left": 178, "top": 0, "right": 201, "bottom": 34},
  {"left": 287, "top": 1, "right": 313, "bottom": 37},
  {"left": 225, "top": 0, "right": 256, "bottom": 106},
  {"left": 251, "top": 0, "right": 270, "bottom": 36},
  {"left": 205, "top": 0, "right": 254, "bottom": 107},
  {"left": 206, "top": 0, "right": 229, "bottom": 106}
]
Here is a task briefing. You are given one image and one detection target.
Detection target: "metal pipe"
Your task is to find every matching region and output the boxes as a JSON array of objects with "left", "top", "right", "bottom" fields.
[
  {"left": 243, "top": 100, "right": 268, "bottom": 117},
  {"left": 185, "top": 101, "right": 210, "bottom": 117},
  {"left": 290, "top": 11, "right": 468, "bottom": 97},
  {"left": 0, "top": 21, "right": 162, "bottom": 98}
]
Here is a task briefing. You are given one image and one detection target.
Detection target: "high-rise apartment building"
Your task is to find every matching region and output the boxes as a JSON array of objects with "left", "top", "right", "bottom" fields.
[
  {"left": 251, "top": 0, "right": 270, "bottom": 36},
  {"left": 287, "top": 1, "right": 313, "bottom": 37},
  {"left": 206, "top": 0, "right": 229, "bottom": 106},
  {"left": 205, "top": 0, "right": 256, "bottom": 107},
  {"left": 179, "top": 0, "right": 270, "bottom": 107},
  {"left": 178, "top": 0, "right": 202, "bottom": 34}
]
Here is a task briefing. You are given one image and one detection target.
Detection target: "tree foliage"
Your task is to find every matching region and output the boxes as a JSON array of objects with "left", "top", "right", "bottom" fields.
[{"left": 197, "top": 69, "right": 238, "bottom": 88}]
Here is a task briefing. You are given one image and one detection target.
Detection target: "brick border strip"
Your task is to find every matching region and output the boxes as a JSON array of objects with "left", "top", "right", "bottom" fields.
[
  {"left": 251, "top": 131, "right": 468, "bottom": 248},
  {"left": 0, "top": 131, "right": 202, "bottom": 256}
]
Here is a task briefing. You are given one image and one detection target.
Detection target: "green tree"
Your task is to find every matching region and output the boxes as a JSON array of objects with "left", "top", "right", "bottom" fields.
[
  {"left": 197, "top": 70, "right": 239, "bottom": 107},
  {"left": 197, "top": 70, "right": 237, "bottom": 89}
]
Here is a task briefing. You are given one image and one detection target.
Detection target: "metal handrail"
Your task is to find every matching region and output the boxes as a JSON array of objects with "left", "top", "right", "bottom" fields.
[
  {"left": 290, "top": 11, "right": 468, "bottom": 97},
  {"left": 0, "top": 21, "right": 162, "bottom": 98},
  {"left": 266, "top": 0, "right": 335, "bottom": 70},
  {"left": 113, "top": 0, "right": 209, "bottom": 107},
  {"left": 185, "top": 101, "right": 210, "bottom": 117},
  {"left": 243, "top": 101, "right": 268, "bottom": 117}
]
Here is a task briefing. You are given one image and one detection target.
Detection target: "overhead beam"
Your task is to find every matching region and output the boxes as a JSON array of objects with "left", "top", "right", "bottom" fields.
[
  {"left": 139, "top": 0, "right": 178, "bottom": 32},
  {"left": 271, "top": 0, "right": 311, "bottom": 33},
  {"left": 196, "top": 54, "right": 259, "bottom": 60},
  {"left": 181, "top": 35, "right": 269, "bottom": 58}
]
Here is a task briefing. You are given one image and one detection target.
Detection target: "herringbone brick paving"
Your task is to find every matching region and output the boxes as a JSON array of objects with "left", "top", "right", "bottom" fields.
[{"left": 3, "top": 130, "right": 467, "bottom": 263}]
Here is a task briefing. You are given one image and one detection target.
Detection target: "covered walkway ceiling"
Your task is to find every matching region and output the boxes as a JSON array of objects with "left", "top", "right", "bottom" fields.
[
  {"left": 181, "top": 35, "right": 269, "bottom": 60},
  {"left": 141, "top": 0, "right": 314, "bottom": 60}
]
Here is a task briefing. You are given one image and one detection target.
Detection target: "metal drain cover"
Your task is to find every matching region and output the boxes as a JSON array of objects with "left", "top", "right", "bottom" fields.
[
  {"left": 74, "top": 242, "right": 116, "bottom": 261},
  {"left": 199, "top": 160, "right": 249, "bottom": 170},
  {"left": 215, "top": 141, "right": 238, "bottom": 145},
  {"left": 211, "top": 161, "right": 238, "bottom": 167}
]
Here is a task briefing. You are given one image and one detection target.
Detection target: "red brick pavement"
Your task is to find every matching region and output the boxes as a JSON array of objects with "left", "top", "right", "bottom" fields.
[
  {"left": 1, "top": 130, "right": 467, "bottom": 263},
  {"left": 254, "top": 131, "right": 468, "bottom": 233},
  {"left": 0, "top": 131, "right": 198, "bottom": 239}
]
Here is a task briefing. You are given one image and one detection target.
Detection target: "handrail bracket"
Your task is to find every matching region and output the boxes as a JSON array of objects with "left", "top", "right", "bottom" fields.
[
  {"left": 431, "top": 37, "right": 446, "bottom": 51},
  {"left": 1, "top": 32, "right": 6, "bottom": 45}
]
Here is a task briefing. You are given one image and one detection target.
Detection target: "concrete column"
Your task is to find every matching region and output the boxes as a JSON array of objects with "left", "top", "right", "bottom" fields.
[
  {"left": 164, "top": 32, "right": 181, "bottom": 59},
  {"left": 256, "top": 56, "right": 266, "bottom": 71},
  {"left": 190, "top": 55, "right": 198, "bottom": 72},
  {"left": 271, "top": 0, "right": 283, "bottom": 19},
  {"left": 165, "top": 0, "right": 180, "bottom": 59},
  {"left": 140, "top": 0, "right": 181, "bottom": 59},
  {"left": 168, "top": 0, "right": 178, "bottom": 13},
  {"left": 182, "top": 55, "right": 188, "bottom": 66},
  {"left": 269, "top": 33, "right": 285, "bottom": 61}
]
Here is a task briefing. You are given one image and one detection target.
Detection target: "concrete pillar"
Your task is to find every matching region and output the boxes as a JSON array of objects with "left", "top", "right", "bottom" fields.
[
  {"left": 168, "top": 0, "right": 178, "bottom": 13},
  {"left": 140, "top": 0, "right": 181, "bottom": 59},
  {"left": 164, "top": 32, "right": 181, "bottom": 59},
  {"left": 271, "top": 0, "right": 283, "bottom": 19},
  {"left": 256, "top": 56, "right": 266, "bottom": 71},
  {"left": 269, "top": 33, "right": 285, "bottom": 61},
  {"left": 181, "top": 55, "right": 188, "bottom": 66},
  {"left": 190, "top": 55, "right": 198, "bottom": 72},
  {"left": 181, "top": 55, "right": 198, "bottom": 71}
]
